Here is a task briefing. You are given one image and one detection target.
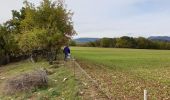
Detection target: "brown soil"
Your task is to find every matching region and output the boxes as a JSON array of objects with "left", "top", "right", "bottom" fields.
[{"left": 75, "top": 60, "right": 170, "bottom": 100}]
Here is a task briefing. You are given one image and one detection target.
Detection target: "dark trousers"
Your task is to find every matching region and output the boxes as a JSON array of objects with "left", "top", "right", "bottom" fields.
[{"left": 64, "top": 54, "right": 68, "bottom": 61}]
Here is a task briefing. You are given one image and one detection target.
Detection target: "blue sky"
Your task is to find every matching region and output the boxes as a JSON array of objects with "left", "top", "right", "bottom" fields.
[{"left": 0, "top": 0, "right": 170, "bottom": 38}]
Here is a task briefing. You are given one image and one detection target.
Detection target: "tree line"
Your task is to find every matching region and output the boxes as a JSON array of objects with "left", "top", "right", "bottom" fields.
[
  {"left": 82, "top": 36, "right": 170, "bottom": 50},
  {"left": 0, "top": 0, "right": 76, "bottom": 65}
]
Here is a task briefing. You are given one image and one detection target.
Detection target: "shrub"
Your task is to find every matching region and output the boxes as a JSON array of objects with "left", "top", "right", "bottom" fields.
[{"left": 3, "top": 69, "right": 48, "bottom": 95}]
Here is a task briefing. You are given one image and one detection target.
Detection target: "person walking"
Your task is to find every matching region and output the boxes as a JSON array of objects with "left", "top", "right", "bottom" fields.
[{"left": 63, "top": 45, "right": 71, "bottom": 61}]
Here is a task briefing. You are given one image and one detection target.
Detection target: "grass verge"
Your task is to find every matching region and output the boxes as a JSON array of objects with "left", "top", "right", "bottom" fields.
[{"left": 0, "top": 60, "right": 80, "bottom": 100}]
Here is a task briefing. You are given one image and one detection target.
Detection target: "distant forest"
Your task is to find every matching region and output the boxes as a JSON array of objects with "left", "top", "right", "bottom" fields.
[{"left": 71, "top": 36, "right": 170, "bottom": 50}]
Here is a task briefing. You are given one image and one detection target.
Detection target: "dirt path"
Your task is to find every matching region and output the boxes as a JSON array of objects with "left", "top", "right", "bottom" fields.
[{"left": 65, "top": 61, "right": 110, "bottom": 100}]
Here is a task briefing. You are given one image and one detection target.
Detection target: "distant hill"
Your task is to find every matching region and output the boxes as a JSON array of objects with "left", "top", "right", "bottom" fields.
[
  {"left": 148, "top": 36, "right": 170, "bottom": 42},
  {"left": 74, "top": 38, "right": 100, "bottom": 43}
]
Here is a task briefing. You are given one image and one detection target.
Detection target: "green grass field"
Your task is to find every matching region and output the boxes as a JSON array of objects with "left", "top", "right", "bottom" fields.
[{"left": 71, "top": 47, "right": 170, "bottom": 99}]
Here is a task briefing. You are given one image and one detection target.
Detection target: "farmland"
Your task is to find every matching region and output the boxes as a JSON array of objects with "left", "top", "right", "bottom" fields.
[
  {"left": 71, "top": 47, "right": 170, "bottom": 99},
  {"left": 0, "top": 47, "right": 169, "bottom": 99}
]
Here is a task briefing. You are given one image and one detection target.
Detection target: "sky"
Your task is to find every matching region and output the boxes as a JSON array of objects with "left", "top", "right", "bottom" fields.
[{"left": 0, "top": 0, "right": 170, "bottom": 38}]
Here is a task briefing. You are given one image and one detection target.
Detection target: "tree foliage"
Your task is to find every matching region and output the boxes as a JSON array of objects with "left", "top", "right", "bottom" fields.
[
  {"left": 0, "top": 0, "right": 76, "bottom": 64},
  {"left": 18, "top": 0, "right": 76, "bottom": 53},
  {"left": 85, "top": 36, "right": 170, "bottom": 50}
]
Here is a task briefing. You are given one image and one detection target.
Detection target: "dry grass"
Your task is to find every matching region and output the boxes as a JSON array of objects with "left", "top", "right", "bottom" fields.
[{"left": 3, "top": 69, "right": 48, "bottom": 95}]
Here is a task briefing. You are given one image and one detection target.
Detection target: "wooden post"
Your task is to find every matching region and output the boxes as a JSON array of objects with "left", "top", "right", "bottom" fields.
[{"left": 144, "top": 89, "right": 147, "bottom": 100}]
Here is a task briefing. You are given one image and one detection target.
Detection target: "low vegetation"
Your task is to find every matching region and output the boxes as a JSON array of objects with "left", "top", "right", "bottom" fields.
[
  {"left": 72, "top": 47, "right": 170, "bottom": 99},
  {"left": 3, "top": 69, "right": 48, "bottom": 95},
  {"left": 0, "top": 60, "right": 80, "bottom": 100}
]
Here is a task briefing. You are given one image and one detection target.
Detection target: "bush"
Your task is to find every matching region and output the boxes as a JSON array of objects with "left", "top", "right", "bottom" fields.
[{"left": 3, "top": 69, "right": 48, "bottom": 95}]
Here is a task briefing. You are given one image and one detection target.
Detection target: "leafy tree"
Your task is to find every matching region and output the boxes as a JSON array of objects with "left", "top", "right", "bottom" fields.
[
  {"left": 69, "top": 40, "right": 76, "bottom": 46},
  {"left": 84, "top": 36, "right": 170, "bottom": 50},
  {"left": 94, "top": 40, "right": 101, "bottom": 47},
  {"left": 87, "top": 42, "right": 96, "bottom": 47},
  {"left": 18, "top": 0, "right": 76, "bottom": 53},
  {"left": 0, "top": 24, "right": 17, "bottom": 55},
  {"left": 0, "top": 24, "right": 19, "bottom": 64},
  {"left": 100, "top": 38, "right": 112, "bottom": 47},
  {"left": 135, "top": 37, "right": 157, "bottom": 49},
  {"left": 0, "top": 0, "right": 76, "bottom": 65},
  {"left": 5, "top": 7, "right": 26, "bottom": 35},
  {"left": 115, "top": 36, "right": 136, "bottom": 48},
  {"left": 135, "top": 37, "right": 149, "bottom": 49}
]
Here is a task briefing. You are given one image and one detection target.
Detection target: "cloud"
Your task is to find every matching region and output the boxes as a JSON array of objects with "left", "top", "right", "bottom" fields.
[
  {"left": 0, "top": 0, "right": 42, "bottom": 24},
  {"left": 0, "top": 0, "right": 22, "bottom": 24},
  {"left": 65, "top": 0, "right": 170, "bottom": 38},
  {"left": 1, "top": 0, "right": 170, "bottom": 38}
]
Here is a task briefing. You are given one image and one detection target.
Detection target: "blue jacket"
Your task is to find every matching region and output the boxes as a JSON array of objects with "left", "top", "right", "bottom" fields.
[{"left": 63, "top": 46, "right": 70, "bottom": 55}]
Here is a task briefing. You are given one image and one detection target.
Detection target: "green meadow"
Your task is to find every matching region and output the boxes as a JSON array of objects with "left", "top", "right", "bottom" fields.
[{"left": 71, "top": 47, "right": 170, "bottom": 99}]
